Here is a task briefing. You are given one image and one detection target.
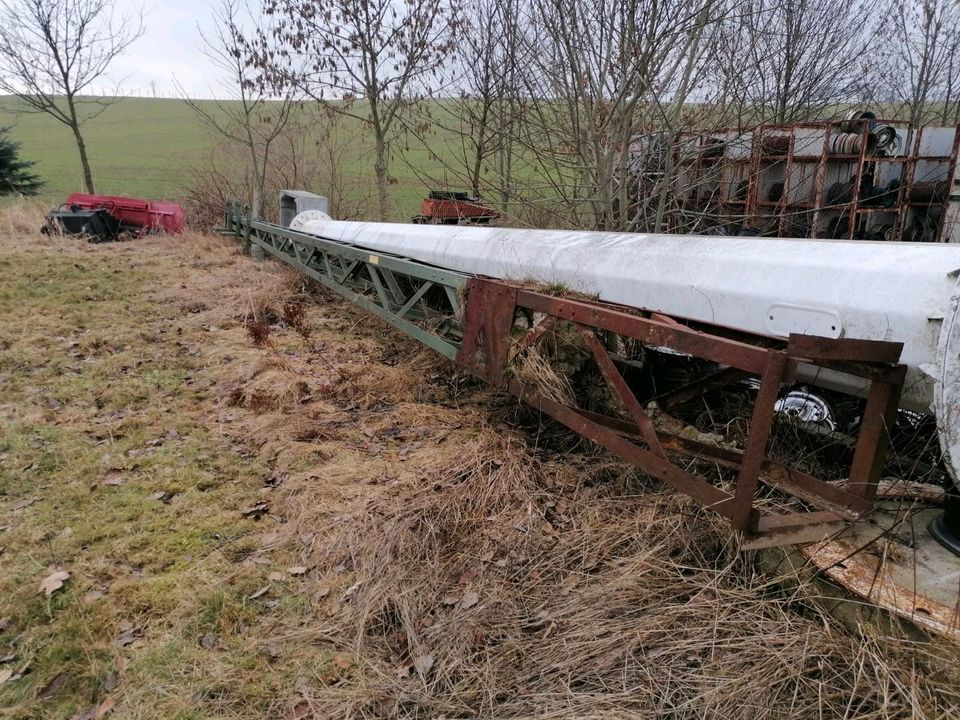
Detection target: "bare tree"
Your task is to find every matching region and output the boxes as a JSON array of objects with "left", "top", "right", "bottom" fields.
[
  {"left": 401, "top": 0, "right": 527, "bottom": 208},
  {"left": 0, "top": 0, "right": 142, "bottom": 193},
  {"left": 885, "top": 0, "right": 960, "bottom": 127},
  {"left": 709, "top": 0, "right": 877, "bottom": 125},
  {"left": 510, "top": 0, "right": 723, "bottom": 231},
  {"left": 259, "top": 0, "right": 458, "bottom": 221},
  {"left": 178, "top": 0, "right": 299, "bottom": 217}
]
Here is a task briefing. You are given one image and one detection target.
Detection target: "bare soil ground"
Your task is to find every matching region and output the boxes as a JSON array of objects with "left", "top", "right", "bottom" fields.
[{"left": 1, "top": 219, "right": 959, "bottom": 719}]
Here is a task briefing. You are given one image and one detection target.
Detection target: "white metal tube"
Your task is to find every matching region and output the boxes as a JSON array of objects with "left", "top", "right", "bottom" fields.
[{"left": 292, "top": 215, "right": 960, "bottom": 479}]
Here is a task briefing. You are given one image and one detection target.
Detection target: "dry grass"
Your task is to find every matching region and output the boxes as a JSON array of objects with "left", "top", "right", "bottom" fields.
[
  {"left": 1, "top": 220, "right": 958, "bottom": 719},
  {"left": 0, "top": 198, "right": 48, "bottom": 235}
]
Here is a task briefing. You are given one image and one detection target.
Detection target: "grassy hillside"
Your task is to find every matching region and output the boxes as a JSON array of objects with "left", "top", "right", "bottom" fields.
[
  {"left": 0, "top": 96, "right": 455, "bottom": 219},
  {"left": 0, "top": 98, "right": 215, "bottom": 201}
]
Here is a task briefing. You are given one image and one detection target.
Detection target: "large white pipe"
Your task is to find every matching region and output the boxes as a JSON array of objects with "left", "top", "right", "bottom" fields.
[{"left": 291, "top": 215, "right": 960, "bottom": 480}]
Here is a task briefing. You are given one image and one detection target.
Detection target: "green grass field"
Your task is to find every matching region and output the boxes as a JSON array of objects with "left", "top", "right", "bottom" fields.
[{"left": 0, "top": 96, "right": 458, "bottom": 219}]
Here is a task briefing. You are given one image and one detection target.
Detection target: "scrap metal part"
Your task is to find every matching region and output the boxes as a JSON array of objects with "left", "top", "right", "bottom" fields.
[
  {"left": 799, "top": 497, "right": 960, "bottom": 641},
  {"left": 44, "top": 193, "right": 185, "bottom": 242}
]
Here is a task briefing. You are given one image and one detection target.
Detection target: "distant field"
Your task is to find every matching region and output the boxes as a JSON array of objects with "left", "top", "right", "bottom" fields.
[{"left": 0, "top": 96, "right": 456, "bottom": 220}]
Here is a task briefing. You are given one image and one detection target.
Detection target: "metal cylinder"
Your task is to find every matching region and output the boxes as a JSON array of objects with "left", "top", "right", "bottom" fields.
[{"left": 292, "top": 215, "right": 960, "bottom": 483}]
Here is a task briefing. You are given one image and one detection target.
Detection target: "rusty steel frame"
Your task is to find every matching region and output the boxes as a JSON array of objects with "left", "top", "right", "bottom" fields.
[
  {"left": 658, "top": 119, "right": 960, "bottom": 242},
  {"left": 224, "top": 207, "right": 907, "bottom": 546},
  {"left": 455, "top": 278, "right": 906, "bottom": 545}
]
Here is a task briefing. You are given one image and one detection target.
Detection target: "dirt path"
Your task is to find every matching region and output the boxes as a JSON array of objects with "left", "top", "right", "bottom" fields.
[{"left": 1, "top": 230, "right": 957, "bottom": 719}]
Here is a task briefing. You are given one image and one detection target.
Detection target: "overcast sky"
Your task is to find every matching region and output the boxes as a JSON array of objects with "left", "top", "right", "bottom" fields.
[{"left": 108, "top": 1, "right": 228, "bottom": 98}]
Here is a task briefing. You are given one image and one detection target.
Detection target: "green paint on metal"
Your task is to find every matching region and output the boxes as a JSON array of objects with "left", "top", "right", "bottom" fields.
[{"left": 226, "top": 208, "right": 465, "bottom": 360}]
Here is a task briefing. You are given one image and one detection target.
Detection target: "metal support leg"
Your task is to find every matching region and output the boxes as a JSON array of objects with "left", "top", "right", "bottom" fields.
[{"left": 732, "top": 352, "right": 788, "bottom": 530}]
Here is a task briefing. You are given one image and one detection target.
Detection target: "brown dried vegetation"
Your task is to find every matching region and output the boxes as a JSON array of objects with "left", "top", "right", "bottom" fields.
[{"left": 1, "top": 213, "right": 958, "bottom": 718}]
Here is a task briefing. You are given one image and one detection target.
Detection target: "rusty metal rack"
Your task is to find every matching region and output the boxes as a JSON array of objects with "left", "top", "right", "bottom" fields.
[
  {"left": 633, "top": 120, "right": 960, "bottom": 242},
  {"left": 223, "top": 204, "right": 906, "bottom": 547}
]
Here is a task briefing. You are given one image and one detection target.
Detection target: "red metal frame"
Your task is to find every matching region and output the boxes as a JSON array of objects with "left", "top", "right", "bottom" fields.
[{"left": 456, "top": 278, "right": 906, "bottom": 546}]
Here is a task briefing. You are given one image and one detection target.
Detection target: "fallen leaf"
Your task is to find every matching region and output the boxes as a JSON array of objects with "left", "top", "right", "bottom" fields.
[
  {"left": 265, "top": 642, "right": 282, "bottom": 658},
  {"left": 288, "top": 566, "right": 308, "bottom": 576},
  {"left": 268, "top": 571, "right": 285, "bottom": 582},
  {"left": 460, "top": 590, "right": 479, "bottom": 610},
  {"left": 102, "top": 670, "right": 119, "bottom": 692},
  {"left": 413, "top": 653, "right": 434, "bottom": 674},
  {"left": 340, "top": 581, "right": 361, "bottom": 602},
  {"left": 332, "top": 654, "right": 353, "bottom": 670},
  {"left": 287, "top": 699, "right": 312, "bottom": 719},
  {"left": 442, "top": 593, "right": 460, "bottom": 606},
  {"left": 394, "top": 660, "right": 414, "bottom": 678},
  {"left": 241, "top": 502, "right": 269, "bottom": 520},
  {"left": 259, "top": 531, "right": 280, "bottom": 546},
  {"left": 200, "top": 633, "right": 219, "bottom": 649},
  {"left": 39, "top": 570, "right": 70, "bottom": 596},
  {"left": 38, "top": 671, "right": 68, "bottom": 699},
  {"left": 95, "top": 696, "right": 116, "bottom": 719},
  {"left": 248, "top": 585, "right": 270, "bottom": 600},
  {"left": 0, "top": 668, "right": 12, "bottom": 684}
]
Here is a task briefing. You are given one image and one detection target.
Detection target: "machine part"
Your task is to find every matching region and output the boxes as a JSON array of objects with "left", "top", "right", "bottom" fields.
[
  {"left": 909, "top": 182, "right": 947, "bottom": 204},
  {"left": 767, "top": 182, "right": 785, "bottom": 202},
  {"left": 842, "top": 109, "right": 878, "bottom": 133},
  {"left": 830, "top": 132, "right": 876, "bottom": 156},
  {"left": 873, "top": 125, "right": 899, "bottom": 154},
  {"left": 413, "top": 191, "right": 501, "bottom": 225},
  {"left": 826, "top": 179, "right": 854, "bottom": 205},
  {"left": 61, "top": 193, "right": 184, "bottom": 235},
  {"left": 759, "top": 135, "right": 791, "bottom": 156},
  {"left": 289, "top": 209, "right": 332, "bottom": 231},
  {"left": 279, "top": 190, "right": 328, "bottom": 227},
  {"left": 42, "top": 207, "right": 120, "bottom": 242},
  {"left": 774, "top": 391, "right": 837, "bottom": 431},
  {"left": 800, "top": 499, "right": 960, "bottom": 641},
  {"left": 928, "top": 495, "right": 960, "bottom": 556},
  {"left": 224, "top": 204, "right": 910, "bottom": 546}
]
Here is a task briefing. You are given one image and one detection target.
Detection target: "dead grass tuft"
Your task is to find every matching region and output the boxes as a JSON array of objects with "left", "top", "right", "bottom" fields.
[
  {"left": 230, "top": 356, "right": 315, "bottom": 411},
  {"left": 512, "top": 346, "right": 575, "bottom": 406},
  {"left": 0, "top": 197, "right": 48, "bottom": 235}
]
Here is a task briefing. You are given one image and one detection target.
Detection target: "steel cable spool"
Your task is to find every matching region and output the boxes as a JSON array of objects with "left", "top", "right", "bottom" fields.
[{"left": 909, "top": 182, "right": 947, "bottom": 204}]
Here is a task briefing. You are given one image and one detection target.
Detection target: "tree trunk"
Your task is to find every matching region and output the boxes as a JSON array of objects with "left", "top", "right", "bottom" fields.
[
  {"left": 374, "top": 133, "right": 390, "bottom": 221},
  {"left": 250, "top": 145, "right": 264, "bottom": 218},
  {"left": 71, "top": 124, "right": 95, "bottom": 194},
  {"left": 65, "top": 94, "right": 95, "bottom": 194}
]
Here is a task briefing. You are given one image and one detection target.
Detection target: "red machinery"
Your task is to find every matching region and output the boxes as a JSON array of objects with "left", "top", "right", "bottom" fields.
[
  {"left": 413, "top": 191, "right": 500, "bottom": 225},
  {"left": 64, "top": 193, "right": 185, "bottom": 234},
  {"left": 43, "top": 193, "right": 185, "bottom": 242}
]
